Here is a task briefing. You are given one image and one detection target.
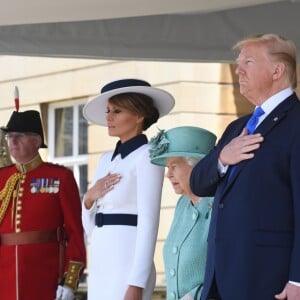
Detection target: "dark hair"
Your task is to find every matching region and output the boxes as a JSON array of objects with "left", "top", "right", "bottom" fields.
[{"left": 109, "top": 93, "right": 159, "bottom": 130}]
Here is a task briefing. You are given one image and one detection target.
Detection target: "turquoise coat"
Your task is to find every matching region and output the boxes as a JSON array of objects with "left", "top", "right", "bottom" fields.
[{"left": 163, "top": 195, "right": 213, "bottom": 300}]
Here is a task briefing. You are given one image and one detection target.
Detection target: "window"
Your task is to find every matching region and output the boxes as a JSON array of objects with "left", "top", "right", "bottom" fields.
[{"left": 48, "top": 100, "right": 88, "bottom": 199}]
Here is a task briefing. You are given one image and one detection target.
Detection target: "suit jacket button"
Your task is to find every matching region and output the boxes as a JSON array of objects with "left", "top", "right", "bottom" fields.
[{"left": 219, "top": 203, "right": 224, "bottom": 209}]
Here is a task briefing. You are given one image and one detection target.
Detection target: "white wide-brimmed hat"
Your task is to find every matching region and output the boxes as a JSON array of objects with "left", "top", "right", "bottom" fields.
[{"left": 82, "top": 78, "right": 175, "bottom": 125}]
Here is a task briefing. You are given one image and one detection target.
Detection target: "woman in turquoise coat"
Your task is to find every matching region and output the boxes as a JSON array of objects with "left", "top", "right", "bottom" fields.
[{"left": 150, "top": 126, "right": 216, "bottom": 300}]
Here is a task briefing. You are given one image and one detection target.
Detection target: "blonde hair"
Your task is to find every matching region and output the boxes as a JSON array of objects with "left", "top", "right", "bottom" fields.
[{"left": 233, "top": 33, "right": 297, "bottom": 89}]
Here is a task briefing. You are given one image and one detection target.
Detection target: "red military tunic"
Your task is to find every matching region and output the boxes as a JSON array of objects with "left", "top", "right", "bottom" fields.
[{"left": 0, "top": 155, "right": 86, "bottom": 300}]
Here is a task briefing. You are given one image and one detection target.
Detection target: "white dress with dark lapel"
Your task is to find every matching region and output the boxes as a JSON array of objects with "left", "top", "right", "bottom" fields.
[{"left": 82, "top": 142, "right": 164, "bottom": 299}]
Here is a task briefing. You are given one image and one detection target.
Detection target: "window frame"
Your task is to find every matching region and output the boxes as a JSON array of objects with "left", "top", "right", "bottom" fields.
[{"left": 48, "top": 99, "right": 88, "bottom": 189}]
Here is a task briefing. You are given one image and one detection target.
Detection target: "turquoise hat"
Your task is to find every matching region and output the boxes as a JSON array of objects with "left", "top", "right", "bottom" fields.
[{"left": 150, "top": 126, "right": 217, "bottom": 166}]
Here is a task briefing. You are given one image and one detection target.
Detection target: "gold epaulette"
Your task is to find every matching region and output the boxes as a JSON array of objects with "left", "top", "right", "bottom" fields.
[
  {"left": 64, "top": 260, "right": 84, "bottom": 290},
  {"left": 0, "top": 173, "right": 23, "bottom": 224}
]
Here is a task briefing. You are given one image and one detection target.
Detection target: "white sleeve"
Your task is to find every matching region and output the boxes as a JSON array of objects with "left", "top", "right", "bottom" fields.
[
  {"left": 81, "top": 197, "right": 97, "bottom": 236},
  {"left": 81, "top": 154, "right": 108, "bottom": 236},
  {"left": 218, "top": 159, "right": 229, "bottom": 177},
  {"left": 289, "top": 281, "right": 300, "bottom": 287}
]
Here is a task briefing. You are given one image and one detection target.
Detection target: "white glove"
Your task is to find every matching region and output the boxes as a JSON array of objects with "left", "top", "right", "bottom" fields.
[
  {"left": 55, "top": 285, "right": 75, "bottom": 300},
  {"left": 180, "top": 293, "right": 194, "bottom": 300}
]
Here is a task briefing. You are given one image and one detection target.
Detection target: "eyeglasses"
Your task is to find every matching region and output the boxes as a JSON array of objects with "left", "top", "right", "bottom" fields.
[{"left": 5, "top": 133, "right": 38, "bottom": 141}]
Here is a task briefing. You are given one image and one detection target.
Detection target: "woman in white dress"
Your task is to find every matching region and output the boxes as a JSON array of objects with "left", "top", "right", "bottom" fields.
[{"left": 82, "top": 78, "right": 175, "bottom": 300}]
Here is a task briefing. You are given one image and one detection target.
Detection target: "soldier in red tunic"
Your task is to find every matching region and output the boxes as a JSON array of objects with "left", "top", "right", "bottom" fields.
[{"left": 0, "top": 109, "right": 86, "bottom": 300}]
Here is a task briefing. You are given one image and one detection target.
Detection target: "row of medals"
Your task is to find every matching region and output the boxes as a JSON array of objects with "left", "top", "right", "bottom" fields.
[{"left": 30, "top": 178, "right": 60, "bottom": 194}]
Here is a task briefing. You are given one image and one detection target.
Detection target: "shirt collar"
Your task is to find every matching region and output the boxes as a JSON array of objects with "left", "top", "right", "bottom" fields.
[
  {"left": 260, "top": 87, "right": 293, "bottom": 116},
  {"left": 255, "top": 87, "right": 293, "bottom": 126},
  {"left": 111, "top": 134, "right": 148, "bottom": 161}
]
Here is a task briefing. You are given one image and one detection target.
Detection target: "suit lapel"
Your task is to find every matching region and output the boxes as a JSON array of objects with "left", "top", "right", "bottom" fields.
[
  {"left": 254, "top": 93, "right": 296, "bottom": 136},
  {"left": 222, "top": 93, "right": 298, "bottom": 195}
]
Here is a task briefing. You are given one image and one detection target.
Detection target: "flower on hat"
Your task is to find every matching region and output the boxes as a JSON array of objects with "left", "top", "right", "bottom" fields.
[{"left": 149, "top": 129, "right": 169, "bottom": 159}]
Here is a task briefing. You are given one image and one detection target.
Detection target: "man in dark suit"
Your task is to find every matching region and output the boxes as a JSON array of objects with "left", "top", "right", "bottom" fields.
[{"left": 190, "top": 33, "right": 300, "bottom": 300}]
